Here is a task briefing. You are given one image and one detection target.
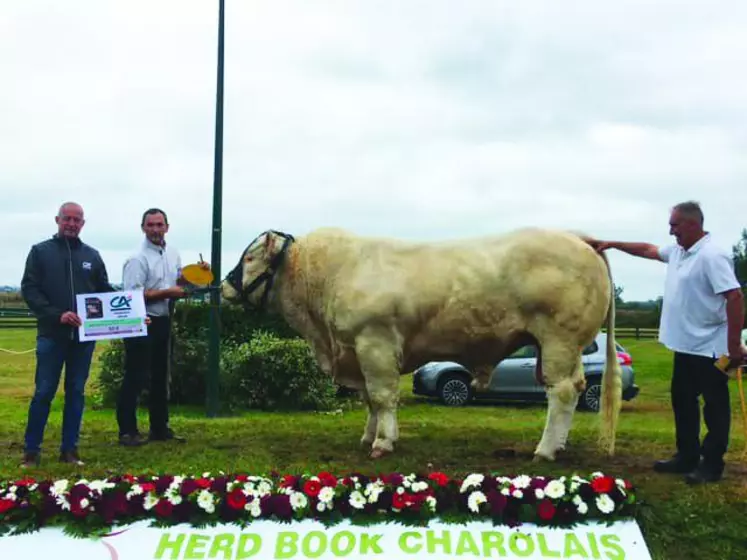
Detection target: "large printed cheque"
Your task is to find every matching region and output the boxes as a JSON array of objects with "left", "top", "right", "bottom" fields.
[{"left": 76, "top": 290, "right": 147, "bottom": 342}]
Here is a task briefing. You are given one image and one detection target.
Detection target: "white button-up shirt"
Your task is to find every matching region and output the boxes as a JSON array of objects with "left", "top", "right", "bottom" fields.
[
  {"left": 122, "top": 239, "right": 182, "bottom": 317},
  {"left": 657, "top": 234, "right": 740, "bottom": 358}
]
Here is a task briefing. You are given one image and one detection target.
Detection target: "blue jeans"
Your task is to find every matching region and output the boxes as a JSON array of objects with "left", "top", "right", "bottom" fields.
[{"left": 24, "top": 336, "right": 96, "bottom": 454}]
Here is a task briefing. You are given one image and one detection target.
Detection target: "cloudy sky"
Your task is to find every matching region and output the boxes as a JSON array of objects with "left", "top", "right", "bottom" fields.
[{"left": 2, "top": 0, "right": 745, "bottom": 301}]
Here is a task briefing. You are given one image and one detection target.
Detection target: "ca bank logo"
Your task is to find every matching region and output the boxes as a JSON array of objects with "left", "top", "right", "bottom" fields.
[{"left": 110, "top": 294, "right": 132, "bottom": 310}]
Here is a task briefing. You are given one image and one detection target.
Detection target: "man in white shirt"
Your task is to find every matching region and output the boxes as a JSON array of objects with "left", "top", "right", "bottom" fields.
[
  {"left": 588, "top": 201, "right": 744, "bottom": 484},
  {"left": 117, "top": 208, "right": 188, "bottom": 446}
]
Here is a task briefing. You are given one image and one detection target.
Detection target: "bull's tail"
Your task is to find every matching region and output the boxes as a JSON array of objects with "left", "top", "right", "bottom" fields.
[{"left": 598, "top": 251, "right": 623, "bottom": 456}]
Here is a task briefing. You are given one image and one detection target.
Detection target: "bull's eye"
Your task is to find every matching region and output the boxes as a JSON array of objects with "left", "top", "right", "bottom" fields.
[{"left": 245, "top": 256, "right": 254, "bottom": 262}]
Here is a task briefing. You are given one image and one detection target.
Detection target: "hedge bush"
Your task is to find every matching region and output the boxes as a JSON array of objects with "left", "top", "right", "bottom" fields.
[{"left": 94, "top": 301, "right": 349, "bottom": 413}]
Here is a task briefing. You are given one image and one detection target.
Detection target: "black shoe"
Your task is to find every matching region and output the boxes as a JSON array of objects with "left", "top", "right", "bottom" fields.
[
  {"left": 653, "top": 457, "right": 698, "bottom": 474},
  {"left": 119, "top": 433, "right": 148, "bottom": 447},
  {"left": 59, "top": 449, "right": 84, "bottom": 466},
  {"left": 149, "top": 428, "right": 186, "bottom": 443},
  {"left": 20, "top": 451, "right": 40, "bottom": 469},
  {"left": 684, "top": 464, "right": 723, "bottom": 485}
]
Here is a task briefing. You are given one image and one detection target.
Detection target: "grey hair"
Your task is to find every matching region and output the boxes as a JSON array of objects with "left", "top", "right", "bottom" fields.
[
  {"left": 672, "top": 200, "right": 704, "bottom": 226},
  {"left": 57, "top": 202, "right": 83, "bottom": 217}
]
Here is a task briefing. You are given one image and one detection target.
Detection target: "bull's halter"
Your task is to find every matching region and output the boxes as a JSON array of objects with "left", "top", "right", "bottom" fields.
[{"left": 224, "top": 230, "right": 295, "bottom": 310}]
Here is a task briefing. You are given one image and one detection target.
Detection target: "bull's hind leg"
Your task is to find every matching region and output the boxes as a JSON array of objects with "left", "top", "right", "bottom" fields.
[
  {"left": 354, "top": 327, "right": 402, "bottom": 459},
  {"left": 533, "top": 341, "right": 584, "bottom": 462}
]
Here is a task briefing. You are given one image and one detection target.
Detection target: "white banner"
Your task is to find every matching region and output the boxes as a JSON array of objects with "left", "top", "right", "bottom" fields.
[{"left": 0, "top": 518, "right": 651, "bottom": 559}]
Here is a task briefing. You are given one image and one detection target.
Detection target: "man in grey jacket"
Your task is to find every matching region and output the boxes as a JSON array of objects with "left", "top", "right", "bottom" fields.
[{"left": 20, "top": 202, "right": 113, "bottom": 468}]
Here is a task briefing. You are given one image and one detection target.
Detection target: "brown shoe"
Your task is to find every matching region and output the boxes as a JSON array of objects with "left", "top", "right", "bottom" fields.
[
  {"left": 59, "top": 449, "right": 84, "bottom": 466},
  {"left": 20, "top": 451, "right": 40, "bottom": 469}
]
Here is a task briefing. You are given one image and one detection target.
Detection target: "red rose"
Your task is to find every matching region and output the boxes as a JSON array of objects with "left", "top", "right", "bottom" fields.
[
  {"left": 591, "top": 476, "right": 615, "bottom": 494},
  {"left": 235, "top": 474, "right": 249, "bottom": 483},
  {"left": 318, "top": 472, "right": 337, "bottom": 488},
  {"left": 279, "top": 475, "right": 298, "bottom": 489},
  {"left": 70, "top": 498, "right": 89, "bottom": 518},
  {"left": 392, "top": 493, "right": 408, "bottom": 510},
  {"left": 155, "top": 499, "right": 174, "bottom": 518},
  {"left": 303, "top": 480, "right": 322, "bottom": 498},
  {"left": 14, "top": 478, "right": 35, "bottom": 487},
  {"left": 537, "top": 499, "right": 556, "bottom": 521},
  {"left": 140, "top": 483, "right": 156, "bottom": 493},
  {"left": 0, "top": 499, "right": 15, "bottom": 514},
  {"left": 195, "top": 478, "right": 212, "bottom": 490},
  {"left": 428, "top": 472, "right": 449, "bottom": 487},
  {"left": 226, "top": 489, "right": 247, "bottom": 510}
]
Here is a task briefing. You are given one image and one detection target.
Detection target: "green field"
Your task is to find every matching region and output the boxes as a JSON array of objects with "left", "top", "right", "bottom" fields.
[{"left": 1, "top": 329, "right": 746, "bottom": 559}]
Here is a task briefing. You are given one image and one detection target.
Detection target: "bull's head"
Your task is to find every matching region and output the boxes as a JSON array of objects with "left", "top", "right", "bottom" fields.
[{"left": 221, "top": 230, "right": 295, "bottom": 309}]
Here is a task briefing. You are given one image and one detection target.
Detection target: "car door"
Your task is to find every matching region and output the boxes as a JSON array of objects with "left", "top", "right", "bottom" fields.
[{"left": 491, "top": 345, "right": 539, "bottom": 393}]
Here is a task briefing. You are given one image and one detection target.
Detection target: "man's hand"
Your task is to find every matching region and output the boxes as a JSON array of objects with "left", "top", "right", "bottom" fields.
[
  {"left": 727, "top": 344, "right": 746, "bottom": 372},
  {"left": 167, "top": 286, "right": 188, "bottom": 299},
  {"left": 60, "top": 311, "right": 82, "bottom": 327}
]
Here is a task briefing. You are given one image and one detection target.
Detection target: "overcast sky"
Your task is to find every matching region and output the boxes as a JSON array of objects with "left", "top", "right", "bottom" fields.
[{"left": 2, "top": 0, "right": 745, "bottom": 301}]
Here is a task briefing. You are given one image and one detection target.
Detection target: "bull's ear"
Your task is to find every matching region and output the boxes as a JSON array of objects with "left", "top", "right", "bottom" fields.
[{"left": 263, "top": 231, "right": 278, "bottom": 256}]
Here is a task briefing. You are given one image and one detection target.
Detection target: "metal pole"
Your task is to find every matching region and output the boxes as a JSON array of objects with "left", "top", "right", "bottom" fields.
[{"left": 207, "top": 0, "right": 225, "bottom": 418}]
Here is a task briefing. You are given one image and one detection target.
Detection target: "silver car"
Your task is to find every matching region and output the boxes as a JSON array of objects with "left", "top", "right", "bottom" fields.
[{"left": 412, "top": 333, "right": 639, "bottom": 412}]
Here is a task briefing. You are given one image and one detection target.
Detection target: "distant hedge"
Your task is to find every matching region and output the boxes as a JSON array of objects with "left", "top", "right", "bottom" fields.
[{"left": 94, "top": 301, "right": 352, "bottom": 413}]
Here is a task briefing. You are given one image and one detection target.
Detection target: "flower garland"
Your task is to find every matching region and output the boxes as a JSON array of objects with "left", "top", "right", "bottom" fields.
[{"left": 0, "top": 471, "right": 637, "bottom": 539}]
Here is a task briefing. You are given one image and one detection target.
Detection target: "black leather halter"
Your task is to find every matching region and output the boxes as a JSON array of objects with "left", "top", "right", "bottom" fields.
[{"left": 225, "top": 230, "right": 295, "bottom": 310}]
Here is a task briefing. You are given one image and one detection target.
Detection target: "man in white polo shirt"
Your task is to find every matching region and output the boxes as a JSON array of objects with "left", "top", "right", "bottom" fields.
[
  {"left": 117, "top": 208, "right": 188, "bottom": 447},
  {"left": 589, "top": 201, "right": 744, "bottom": 484}
]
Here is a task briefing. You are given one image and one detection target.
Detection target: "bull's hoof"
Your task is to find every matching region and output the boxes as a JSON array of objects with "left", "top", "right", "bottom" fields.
[
  {"left": 532, "top": 451, "right": 556, "bottom": 463},
  {"left": 360, "top": 437, "right": 375, "bottom": 449},
  {"left": 369, "top": 447, "right": 392, "bottom": 459}
]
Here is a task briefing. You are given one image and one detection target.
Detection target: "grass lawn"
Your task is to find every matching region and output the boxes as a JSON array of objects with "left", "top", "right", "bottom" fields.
[{"left": 1, "top": 329, "right": 746, "bottom": 559}]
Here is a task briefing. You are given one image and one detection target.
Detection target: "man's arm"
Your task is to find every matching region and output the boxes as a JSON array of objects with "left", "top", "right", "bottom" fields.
[
  {"left": 123, "top": 256, "right": 184, "bottom": 301},
  {"left": 20, "top": 246, "right": 65, "bottom": 322},
  {"left": 587, "top": 239, "right": 664, "bottom": 261}
]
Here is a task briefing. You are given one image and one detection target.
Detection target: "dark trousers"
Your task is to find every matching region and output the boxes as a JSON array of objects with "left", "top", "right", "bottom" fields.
[
  {"left": 116, "top": 315, "right": 172, "bottom": 437},
  {"left": 24, "top": 336, "right": 96, "bottom": 453},
  {"left": 671, "top": 351, "right": 731, "bottom": 472}
]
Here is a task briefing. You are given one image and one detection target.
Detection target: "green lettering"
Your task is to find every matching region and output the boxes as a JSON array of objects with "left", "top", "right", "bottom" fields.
[
  {"left": 208, "top": 534, "right": 234, "bottom": 559},
  {"left": 331, "top": 531, "right": 355, "bottom": 557},
  {"left": 537, "top": 534, "right": 561, "bottom": 558},
  {"left": 455, "top": 531, "right": 480, "bottom": 556},
  {"left": 360, "top": 534, "right": 384, "bottom": 555},
  {"left": 508, "top": 534, "right": 534, "bottom": 558},
  {"left": 398, "top": 532, "right": 422, "bottom": 554},
  {"left": 599, "top": 535, "right": 625, "bottom": 560},
  {"left": 274, "top": 532, "right": 298, "bottom": 560},
  {"left": 587, "top": 533, "right": 601, "bottom": 559},
  {"left": 185, "top": 534, "right": 210, "bottom": 559},
  {"left": 236, "top": 534, "right": 262, "bottom": 559},
  {"left": 426, "top": 530, "right": 452, "bottom": 554},
  {"left": 563, "top": 534, "right": 589, "bottom": 558},
  {"left": 302, "top": 531, "right": 327, "bottom": 559},
  {"left": 481, "top": 532, "right": 506, "bottom": 557},
  {"left": 155, "top": 533, "right": 186, "bottom": 559}
]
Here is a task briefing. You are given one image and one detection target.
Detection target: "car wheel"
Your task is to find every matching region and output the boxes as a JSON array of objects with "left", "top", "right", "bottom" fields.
[
  {"left": 437, "top": 373, "right": 473, "bottom": 406},
  {"left": 580, "top": 378, "right": 601, "bottom": 412}
]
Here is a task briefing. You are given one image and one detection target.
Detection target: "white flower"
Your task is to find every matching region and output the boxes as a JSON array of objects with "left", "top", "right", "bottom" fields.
[
  {"left": 467, "top": 491, "right": 487, "bottom": 513},
  {"left": 534, "top": 489, "right": 545, "bottom": 500},
  {"left": 126, "top": 485, "right": 144, "bottom": 499},
  {"left": 290, "top": 492, "right": 308, "bottom": 511},
  {"left": 426, "top": 496, "right": 437, "bottom": 511},
  {"left": 197, "top": 490, "right": 215, "bottom": 514},
  {"left": 9, "top": 486, "right": 17, "bottom": 494},
  {"left": 596, "top": 494, "right": 615, "bottom": 514},
  {"left": 89, "top": 480, "right": 115, "bottom": 494},
  {"left": 501, "top": 488, "right": 510, "bottom": 496},
  {"left": 591, "top": 472, "right": 605, "bottom": 479},
  {"left": 318, "top": 487, "right": 335, "bottom": 503},
  {"left": 256, "top": 481, "right": 272, "bottom": 497},
  {"left": 246, "top": 499, "right": 262, "bottom": 518},
  {"left": 55, "top": 495, "right": 71, "bottom": 511},
  {"left": 396, "top": 487, "right": 405, "bottom": 495},
  {"left": 411, "top": 481, "right": 429, "bottom": 493},
  {"left": 512, "top": 475, "right": 532, "bottom": 489},
  {"left": 460, "top": 474, "right": 484, "bottom": 494},
  {"left": 572, "top": 495, "right": 588, "bottom": 515},
  {"left": 79, "top": 498, "right": 90, "bottom": 510},
  {"left": 545, "top": 480, "right": 566, "bottom": 499},
  {"left": 51, "top": 480, "right": 69, "bottom": 497},
  {"left": 6, "top": 493, "right": 17, "bottom": 502},
  {"left": 143, "top": 494, "right": 159, "bottom": 511},
  {"left": 349, "top": 491, "right": 366, "bottom": 510},
  {"left": 316, "top": 501, "right": 327, "bottom": 513},
  {"left": 168, "top": 494, "right": 183, "bottom": 506},
  {"left": 512, "top": 490, "right": 524, "bottom": 499}
]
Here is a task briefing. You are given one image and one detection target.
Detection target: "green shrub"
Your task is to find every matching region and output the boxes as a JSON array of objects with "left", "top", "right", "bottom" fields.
[
  {"left": 94, "top": 301, "right": 350, "bottom": 413},
  {"left": 220, "top": 331, "right": 340, "bottom": 411}
]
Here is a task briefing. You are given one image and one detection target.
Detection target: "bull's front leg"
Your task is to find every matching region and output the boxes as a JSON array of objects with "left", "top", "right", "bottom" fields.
[
  {"left": 354, "top": 326, "right": 402, "bottom": 459},
  {"left": 471, "top": 365, "right": 494, "bottom": 392}
]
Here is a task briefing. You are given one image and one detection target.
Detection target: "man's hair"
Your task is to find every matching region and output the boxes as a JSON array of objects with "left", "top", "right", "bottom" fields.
[
  {"left": 141, "top": 208, "right": 168, "bottom": 226},
  {"left": 672, "top": 200, "right": 704, "bottom": 226},
  {"left": 58, "top": 201, "right": 83, "bottom": 217}
]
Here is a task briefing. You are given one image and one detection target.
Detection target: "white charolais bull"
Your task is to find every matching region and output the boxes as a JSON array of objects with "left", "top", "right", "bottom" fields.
[{"left": 220, "top": 227, "right": 623, "bottom": 461}]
